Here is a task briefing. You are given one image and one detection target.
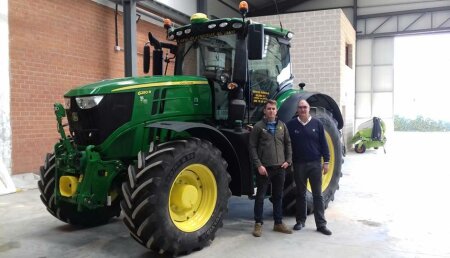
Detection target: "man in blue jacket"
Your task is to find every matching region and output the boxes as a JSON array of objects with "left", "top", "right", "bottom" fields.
[{"left": 286, "top": 99, "right": 332, "bottom": 235}]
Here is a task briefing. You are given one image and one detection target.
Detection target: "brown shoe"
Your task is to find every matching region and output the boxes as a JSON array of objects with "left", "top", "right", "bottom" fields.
[
  {"left": 253, "top": 223, "right": 262, "bottom": 237},
  {"left": 273, "top": 223, "right": 293, "bottom": 234}
]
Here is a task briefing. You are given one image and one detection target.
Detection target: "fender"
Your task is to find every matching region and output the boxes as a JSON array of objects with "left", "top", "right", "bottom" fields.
[
  {"left": 147, "top": 121, "right": 244, "bottom": 195},
  {"left": 277, "top": 92, "right": 344, "bottom": 130}
]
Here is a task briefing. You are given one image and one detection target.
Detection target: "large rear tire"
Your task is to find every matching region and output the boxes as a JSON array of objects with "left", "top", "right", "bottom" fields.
[
  {"left": 282, "top": 111, "right": 343, "bottom": 215},
  {"left": 121, "top": 138, "right": 231, "bottom": 256},
  {"left": 38, "top": 153, "right": 121, "bottom": 226}
]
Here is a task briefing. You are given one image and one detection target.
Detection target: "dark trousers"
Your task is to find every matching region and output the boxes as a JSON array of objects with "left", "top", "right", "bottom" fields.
[
  {"left": 254, "top": 167, "right": 285, "bottom": 225},
  {"left": 293, "top": 161, "right": 327, "bottom": 228}
]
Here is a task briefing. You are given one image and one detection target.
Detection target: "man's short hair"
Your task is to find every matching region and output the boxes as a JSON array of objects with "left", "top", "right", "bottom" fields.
[
  {"left": 298, "top": 98, "right": 310, "bottom": 106},
  {"left": 264, "top": 99, "right": 277, "bottom": 109}
]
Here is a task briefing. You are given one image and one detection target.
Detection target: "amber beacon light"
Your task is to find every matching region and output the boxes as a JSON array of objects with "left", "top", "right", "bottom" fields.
[
  {"left": 239, "top": 1, "right": 249, "bottom": 16},
  {"left": 163, "top": 18, "right": 173, "bottom": 29}
]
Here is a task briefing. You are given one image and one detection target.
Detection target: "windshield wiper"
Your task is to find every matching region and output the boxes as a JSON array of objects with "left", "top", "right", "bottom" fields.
[{"left": 182, "top": 41, "right": 197, "bottom": 59}]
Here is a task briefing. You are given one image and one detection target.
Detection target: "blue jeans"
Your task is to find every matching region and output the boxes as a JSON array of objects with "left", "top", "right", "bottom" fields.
[
  {"left": 293, "top": 161, "right": 327, "bottom": 228},
  {"left": 254, "top": 167, "right": 285, "bottom": 225}
]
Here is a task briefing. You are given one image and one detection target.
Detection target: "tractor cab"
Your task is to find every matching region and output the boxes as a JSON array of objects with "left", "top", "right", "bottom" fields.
[{"left": 144, "top": 10, "right": 294, "bottom": 127}]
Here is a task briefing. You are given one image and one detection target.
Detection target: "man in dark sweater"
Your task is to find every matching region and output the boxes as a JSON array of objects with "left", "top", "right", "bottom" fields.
[
  {"left": 249, "top": 99, "right": 293, "bottom": 237},
  {"left": 286, "top": 99, "right": 332, "bottom": 235}
]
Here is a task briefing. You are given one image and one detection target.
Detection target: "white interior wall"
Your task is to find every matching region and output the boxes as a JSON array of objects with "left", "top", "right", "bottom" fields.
[
  {"left": 340, "top": 13, "right": 357, "bottom": 148},
  {"left": 355, "top": 37, "right": 395, "bottom": 131},
  {"left": 155, "top": 0, "right": 197, "bottom": 16},
  {"left": 0, "top": 0, "right": 11, "bottom": 175}
]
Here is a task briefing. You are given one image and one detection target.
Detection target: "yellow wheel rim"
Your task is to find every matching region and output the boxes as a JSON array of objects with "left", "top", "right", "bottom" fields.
[
  {"left": 307, "top": 131, "right": 335, "bottom": 192},
  {"left": 169, "top": 164, "right": 217, "bottom": 232},
  {"left": 59, "top": 176, "right": 78, "bottom": 197}
]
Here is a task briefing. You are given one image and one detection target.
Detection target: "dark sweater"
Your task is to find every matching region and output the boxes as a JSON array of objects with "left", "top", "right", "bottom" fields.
[{"left": 286, "top": 117, "right": 330, "bottom": 163}]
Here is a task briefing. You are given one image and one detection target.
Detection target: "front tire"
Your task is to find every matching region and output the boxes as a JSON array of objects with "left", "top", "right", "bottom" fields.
[
  {"left": 121, "top": 138, "right": 231, "bottom": 255},
  {"left": 283, "top": 111, "right": 343, "bottom": 214},
  {"left": 38, "top": 153, "right": 121, "bottom": 226}
]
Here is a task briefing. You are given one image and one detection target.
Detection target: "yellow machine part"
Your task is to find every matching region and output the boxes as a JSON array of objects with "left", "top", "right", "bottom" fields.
[{"left": 59, "top": 176, "right": 79, "bottom": 197}]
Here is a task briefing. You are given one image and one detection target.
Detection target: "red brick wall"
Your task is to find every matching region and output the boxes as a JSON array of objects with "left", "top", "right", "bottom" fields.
[{"left": 9, "top": 0, "right": 172, "bottom": 174}]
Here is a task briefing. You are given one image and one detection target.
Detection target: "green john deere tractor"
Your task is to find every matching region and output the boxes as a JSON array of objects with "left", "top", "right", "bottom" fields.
[{"left": 38, "top": 7, "right": 343, "bottom": 255}]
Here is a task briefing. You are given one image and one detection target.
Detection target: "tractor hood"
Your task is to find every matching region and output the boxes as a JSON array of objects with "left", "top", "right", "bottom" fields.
[{"left": 64, "top": 75, "right": 208, "bottom": 97}]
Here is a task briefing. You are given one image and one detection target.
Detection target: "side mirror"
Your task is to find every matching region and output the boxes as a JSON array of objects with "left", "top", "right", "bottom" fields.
[
  {"left": 148, "top": 32, "right": 163, "bottom": 75},
  {"left": 143, "top": 44, "right": 150, "bottom": 74},
  {"left": 144, "top": 32, "right": 177, "bottom": 75},
  {"left": 247, "top": 24, "right": 264, "bottom": 60},
  {"left": 152, "top": 50, "right": 163, "bottom": 75}
]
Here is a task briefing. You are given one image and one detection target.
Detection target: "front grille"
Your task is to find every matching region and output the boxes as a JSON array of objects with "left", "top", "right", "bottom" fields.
[{"left": 66, "top": 93, "right": 134, "bottom": 146}]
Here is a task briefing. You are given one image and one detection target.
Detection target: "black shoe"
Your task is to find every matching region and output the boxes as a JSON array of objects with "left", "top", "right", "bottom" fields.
[
  {"left": 317, "top": 226, "right": 332, "bottom": 235},
  {"left": 293, "top": 222, "right": 305, "bottom": 231}
]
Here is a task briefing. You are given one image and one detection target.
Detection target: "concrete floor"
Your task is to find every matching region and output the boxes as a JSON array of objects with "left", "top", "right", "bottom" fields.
[{"left": 1, "top": 132, "right": 450, "bottom": 258}]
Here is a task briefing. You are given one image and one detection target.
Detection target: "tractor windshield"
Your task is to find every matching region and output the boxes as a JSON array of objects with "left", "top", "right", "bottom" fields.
[
  {"left": 247, "top": 35, "right": 292, "bottom": 122},
  {"left": 175, "top": 34, "right": 235, "bottom": 80},
  {"left": 175, "top": 34, "right": 236, "bottom": 120},
  {"left": 249, "top": 35, "right": 292, "bottom": 95}
]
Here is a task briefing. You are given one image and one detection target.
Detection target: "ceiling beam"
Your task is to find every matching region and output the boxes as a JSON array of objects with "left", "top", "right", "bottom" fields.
[{"left": 123, "top": 0, "right": 138, "bottom": 77}]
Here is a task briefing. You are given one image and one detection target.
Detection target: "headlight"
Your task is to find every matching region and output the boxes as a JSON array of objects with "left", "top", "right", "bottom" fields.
[
  {"left": 232, "top": 23, "right": 243, "bottom": 29},
  {"left": 64, "top": 97, "right": 71, "bottom": 109},
  {"left": 75, "top": 96, "right": 104, "bottom": 109}
]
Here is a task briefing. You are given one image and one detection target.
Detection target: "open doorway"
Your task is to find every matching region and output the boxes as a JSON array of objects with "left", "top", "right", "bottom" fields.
[{"left": 394, "top": 33, "right": 450, "bottom": 131}]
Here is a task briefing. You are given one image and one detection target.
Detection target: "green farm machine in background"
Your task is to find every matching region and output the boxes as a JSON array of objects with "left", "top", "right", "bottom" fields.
[
  {"left": 39, "top": 2, "right": 344, "bottom": 255},
  {"left": 351, "top": 117, "right": 387, "bottom": 153}
]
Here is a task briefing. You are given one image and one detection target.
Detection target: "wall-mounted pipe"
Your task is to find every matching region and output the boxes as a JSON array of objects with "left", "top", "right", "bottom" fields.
[{"left": 115, "top": 2, "right": 119, "bottom": 50}]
